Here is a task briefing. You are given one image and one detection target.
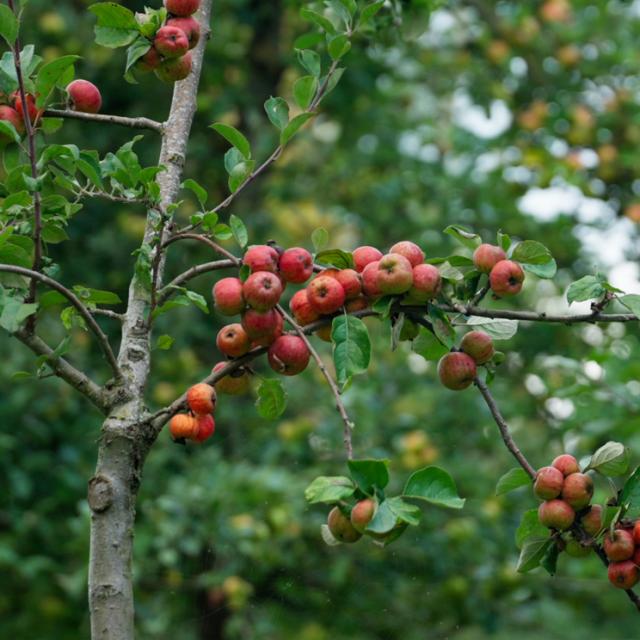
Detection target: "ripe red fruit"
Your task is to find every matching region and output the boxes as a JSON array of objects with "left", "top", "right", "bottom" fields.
[
  {"left": 345, "top": 296, "right": 369, "bottom": 313},
  {"left": 154, "top": 26, "right": 190, "bottom": 58},
  {"left": 604, "top": 529, "right": 635, "bottom": 562},
  {"left": 633, "top": 520, "right": 640, "bottom": 545},
  {"left": 243, "top": 271, "right": 283, "bottom": 310},
  {"left": 353, "top": 246, "right": 383, "bottom": 273},
  {"left": 194, "top": 414, "right": 215, "bottom": 442},
  {"left": 538, "top": 499, "right": 575, "bottom": 530},
  {"left": 166, "top": 16, "right": 201, "bottom": 48},
  {"left": 437, "top": 352, "right": 477, "bottom": 390},
  {"left": 213, "top": 277, "right": 245, "bottom": 315},
  {"left": 561, "top": 472, "right": 594, "bottom": 509},
  {"left": 169, "top": 413, "right": 199, "bottom": 439},
  {"left": 489, "top": 260, "right": 525, "bottom": 297},
  {"left": 473, "top": 243, "right": 507, "bottom": 273},
  {"left": 0, "top": 105, "right": 23, "bottom": 140},
  {"left": 186, "top": 383, "right": 216, "bottom": 414},
  {"left": 279, "top": 247, "right": 313, "bottom": 283},
  {"left": 13, "top": 92, "right": 38, "bottom": 124},
  {"left": 389, "top": 240, "right": 425, "bottom": 267},
  {"left": 318, "top": 268, "right": 362, "bottom": 300},
  {"left": 212, "top": 362, "right": 250, "bottom": 395},
  {"left": 67, "top": 79, "right": 102, "bottom": 114},
  {"left": 552, "top": 454, "right": 580, "bottom": 476},
  {"left": 307, "top": 275, "right": 346, "bottom": 314},
  {"left": 216, "top": 323, "right": 250, "bottom": 358},
  {"left": 533, "top": 466, "right": 564, "bottom": 500},
  {"left": 407, "top": 264, "right": 441, "bottom": 302},
  {"left": 136, "top": 47, "right": 162, "bottom": 72},
  {"left": 243, "top": 245, "right": 279, "bottom": 273},
  {"left": 350, "top": 499, "right": 376, "bottom": 533},
  {"left": 241, "top": 308, "right": 281, "bottom": 341},
  {"left": 155, "top": 52, "right": 192, "bottom": 82},
  {"left": 268, "top": 335, "right": 310, "bottom": 375},
  {"left": 377, "top": 253, "right": 414, "bottom": 295},
  {"left": 608, "top": 561, "right": 640, "bottom": 589},
  {"left": 289, "top": 289, "right": 320, "bottom": 326},
  {"left": 164, "top": 0, "right": 200, "bottom": 16},
  {"left": 250, "top": 312, "right": 284, "bottom": 347},
  {"left": 459, "top": 330, "right": 494, "bottom": 365},
  {"left": 580, "top": 504, "right": 603, "bottom": 537},
  {"left": 361, "top": 260, "right": 381, "bottom": 298},
  {"left": 327, "top": 506, "right": 362, "bottom": 543}
]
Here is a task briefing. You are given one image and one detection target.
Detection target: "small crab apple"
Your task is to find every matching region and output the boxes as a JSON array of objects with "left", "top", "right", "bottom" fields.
[
  {"left": 315, "top": 324, "right": 332, "bottom": 342},
  {"left": 212, "top": 362, "right": 250, "bottom": 395},
  {"left": 268, "top": 335, "right": 310, "bottom": 375},
  {"left": 0, "top": 105, "right": 23, "bottom": 140},
  {"left": 353, "top": 246, "right": 383, "bottom": 273},
  {"left": 538, "top": 499, "right": 575, "bottom": 530},
  {"left": 166, "top": 16, "right": 201, "bottom": 48},
  {"left": 350, "top": 499, "right": 376, "bottom": 533},
  {"left": 243, "top": 244, "right": 279, "bottom": 273},
  {"left": 136, "top": 46, "right": 162, "bottom": 72},
  {"left": 319, "top": 268, "right": 362, "bottom": 300},
  {"left": 608, "top": 561, "right": 640, "bottom": 589},
  {"left": 279, "top": 247, "right": 313, "bottom": 283},
  {"left": 241, "top": 308, "right": 281, "bottom": 341},
  {"left": 194, "top": 414, "right": 215, "bottom": 442},
  {"left": 561, "top": 472, "right": 594, "bottom": 510},
  {"left": 460, "top": 331, "right": 495, "bottom": 365},
  {"left": 290, "top": 289, "right": 320, "bottom": 326},
  {"left": 307, "top": 275, "right": 346, "bottom": 314},
  {"left": 406, "top": 264, "right": 441, "bottom": 302},
  {"left": 533, "top": 466, "right": 564, "bottom": 500},
  {"left": 552, "top": 454, "right": 580, "bottom": 476},
  {"left": 361, "top": 260, "right": 382, "bottom": 298},
  {"left": 327, "top": 507, "right": 362, "bottom": 543},
  {"left": 213, "top": 277, "right": 245, "bottom": 316},
  {"left": 437, "top": 352, "right": 477, "bottom": 391},
  {"left": 472, "top": 243, "right": 507, "bottom": 273},
  {"left": 604, "top": 529, "right": 635, "bottom": 562},
  {"left": 165, "top": 0, "right": 200, "bottom": 16},
  {"left": 186, "top": 383, "right": 216, "bottom": 415},
  {"left": 377, "top": 253, "right": 414, "bottom": 295},
  {"left": 154, "top": 26, "right": 190, "bottom": 59},
  {"left": 216, "top": 323, "right": 250, "bottom": 358},
  {"left": 564, "top": 538, "right": 591, "bottom": 558},
  {"left": 66, "top": 79, "right": 102, "bottom": 114},
  {"left": 155, "top": 52, "right": 193, "bottom": 82},
  {"left": 169, "top": 413, "right": 199, "bottom": 439},
  {"left": 345, "top": 296, "right": 369, "bottom": 313},
  {"left": 250, "top": 312, "right": 283, "bottom": 346},
  {"left": 13, "top": 92, "right": 38, "bottom": 124},
  {"left": 489, "top": 260, "right": 525, "bottom": 297},
  {"left": 580, "top": 504, "right": 603, "bottom": 537},
  {"left": 389, "top": 240, "right": 425, "bottom": 267},
  {"left": 242, "top": 271, "right": 283, "bottom": 311},
  {"left": 633, "top": 519, "right": 640, "bottom": 544}
]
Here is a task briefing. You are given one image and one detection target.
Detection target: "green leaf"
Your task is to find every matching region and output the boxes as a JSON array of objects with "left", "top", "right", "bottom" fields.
[
  {"left": 304, "top": 476, "right": 356, "bottom": 504},
  {"left": 35, "top": 56, "right": 80, "bottom": 108},
  {"left": 0, "top": 5, "right": 18, "bottom": 47},
  {"left": 89, "top": 2, "right": 140, "bottom": 47},
  {"left": 412, "top": 328, "right": 449, "bottom": 361},
  {"left": 511, "top": 240, "right": 554, "bottom": 265},
  {"left": 280, "top": 113, "right": 315, "bottom": 146},
  {"left": 360, "top": 0, "right": 385, "bottom": 26},
  {"left": 384, "top": 496, "right": 421, "bottom": 526},
  {"left": 497, "top": 230, "right": 511, "bottom": 251},
  {"left": 495, "top": 468, "right": 531, "bottom": 495},
  {"left": 365, "top": 499, "right": 397, "bottom": 534},
  {"left": 210, "top": 123, "right": 251, "bottom": 159},
  {"left": 264, "top": 96, "right": 289, "bottom": 130},
  {"left": 620, "top": 294, "right": 640, "bottom": 319},
  {"left": 567, "top": 275, "right": 606, "bottom": 305},
  {"left": 515, "top": 509, "right": 548, "bottom": 549},
  {"left": 464, "top": 316, "right": 518, "bottom": 340},
  {"left": 347, "top": 458, "right": 389, "bottom": 493},
  {"left": 331, "top": 314, "right": 371, "bottom": 388},
  {"left": 256, "top": 378, "right": 287, "bottom": 419},
  {"left": 311, "top": 227, "right": 328, "bottom": 252},
  {"left": 156, "top": 334, "right": 174, "bottom": 350},
  {"left": 540, "top": 541, "right": 560, "bottom": 576},
  {"left": 293, "top": 75, "right": 318, "bottom": 110},
  {"left": 213, "top": 223, "right": 233, "bottom": 241},
  {"left": 124, "top": 36, "right": 152, "bottom": 83},
  {"left": 0, "top": 120, "right": 20, "bottom": 144},
  {"left": 586, "top": 441, "right": 630, "bottom": 476},
  {"left": 296, "top": 49, "right": 321, "bottom": 77},
  {"left": 228, "top": 160, "right": 254, "bottom": 193},
  {"left": 444, "top": 224, "right": 481, "bottom": 250},
  {"left": 229, "top": 214, "right": 248, "bottom": 248},
  {"left": 0, "top": 299, "right": 38, "bottom": 333},
  {"left": 327, "top": 34, "right": 351, "bottom": 60},
  {"left": 315, "top": 248, "right": 354, "bottom": 269},
  {"left": 182, "top": 178, "right": 207, "bottom": 207},
  {"left": 72, "top": 286, "right": 120, "bottom": 305},
  {"left": 517, "top": 537, "right": 553, "bottom": 573},
  {"left": 428, "top": 306, "right": 455, "bottom": 348},
  {"left": 620, "top": 467, "right": 640, "bottom": 519},
  {"left": 185, "top": 290, "right": 208, "bottom": 314},
  {"left": 300, "top": 8, "right": 337, "bottom": 34},
  {"left": 523, "top": 259, "right": 557, "bottom": 279},
  {"left": 403, "top": 466, "right": 465, "bottom": 509}
]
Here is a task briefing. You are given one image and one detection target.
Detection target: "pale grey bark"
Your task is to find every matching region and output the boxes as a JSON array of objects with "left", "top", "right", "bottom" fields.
[{"left": 87, "top": 2, "right": 213, "bottom": 638}]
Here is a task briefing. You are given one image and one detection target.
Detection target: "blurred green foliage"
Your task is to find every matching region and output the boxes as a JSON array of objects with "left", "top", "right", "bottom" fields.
[{"left": 1, "top": 0, "right": 640, "bottom": 638}]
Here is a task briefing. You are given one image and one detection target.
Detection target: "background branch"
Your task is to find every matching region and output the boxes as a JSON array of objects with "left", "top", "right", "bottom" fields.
[{"left": 44, "top": 108, "right": 164, "bottom": 133}]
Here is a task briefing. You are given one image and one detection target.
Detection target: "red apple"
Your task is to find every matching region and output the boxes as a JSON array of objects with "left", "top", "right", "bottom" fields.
[
  {"left": 216, "top": 323, "right": 250, "bottom": 358},
  {"left": 307, "top": 275, "right": 346, "bottom": 314},
  {"left": 155, "top": 52, "right": 193, "bottom": 82},
  {"left": 489, "top": 260, "right": 525, "bottom": 297},
  {"left": 352, "top": 246, "right": 383, "bottom": 273},
  {"left": 67, "top": 79, "right": 102, "bottom": 113},
  {"left": 166, "top": 16, "right": 201, "bottom": 49},
  {"left": 473, "top": 243, "right": 507, "bottom": 273},
  {"left": 552, "top": 454, "right": 580, "bottom": 476},
  {"left": 459, "top": 330, "right": 494, "bottom": 364},
  {"left": 242, "top": 271, "right": 283, "bottom": 311},
  {"left": 241, "top": 308, "right": 281, "bottom": 341},
  {"left": 164, "top": 0, "right": 200, "bottom": 16},
  {"left": 243, "top": 244, "right": 279, "bottom": 273},
  {"left": 604, "top": 529, "right": 635, "bottom": 562},
  {"left": 533, "top": 466, "right": 564, "bottom": 500},
  {"left": 377, "top": 253, "right": 414, "bottom": 295},
  {"left": 279, "top": 247, "right": 313, "bottom": 283},
  {"left": 193, "top": 414, "right": 215, "bottom": 442},
  {"left": 154, "top": 26, "right": 190, "bottom": 59},
  {"left": 389, "top": 240, "right": 425, "bottom": 267},
  {"left": 361, "top": 260, "right": 382, "bottom": 298},
  {"left": 437, "top": 352, "right": 477, "bottom": 390},
  {"left": 268, "top": 335, "right": 310, "bottom": 375},
  {"left": 608, "top": 561, "right": 639, "bottom": 589},
  {"left": 289, "top": 289, "right": 320, "bottom": 326},
  {"left": 538, "top": 499, "right": 575, "bottom": 530},
  {"left": 213, "top": 277, "right": 245, "bottom": 315},
  {"left": 561, "top": 472, "right": 594, "bottom": 510},
  {"left": 406, "top": 264, "right": 441, "bottom": 302},
  {"left": 186, "top": 382, "right": 216, "bottom": 415}
]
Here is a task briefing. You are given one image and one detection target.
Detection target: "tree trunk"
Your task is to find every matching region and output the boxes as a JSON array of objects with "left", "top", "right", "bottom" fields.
[{"left": 87, "top": 1, "right": 213, "bottom": 637}]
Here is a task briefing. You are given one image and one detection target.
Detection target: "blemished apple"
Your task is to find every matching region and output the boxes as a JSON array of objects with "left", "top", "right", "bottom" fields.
[
  {"left": 489, "top": 260, "right": 525, "bottom": 297},
  {"left": 166, "top": 16, "right": 201, "bottom": 49},
  {"left": 608, "top": 561, "right": 640, "bottom": 589},
  {"left": 327, "top": 506, "right": 362, "bottom": 543},
  {"left": 389, "top": 240, "right": 425, "bottom": 267},
  {"left": 538, "top": 499, "right": 575, "bottom": 530},
  {"left": 243, "top": 244, "right": 280, "bottom": 273},
  {"left": 459, "top": 330, "right": 494, "bottom": 364},
  {"left": 533, "top": 466, "right": 564, "bottom": 500},
  {"left": 437, "top": 352, "right": 477, "bottom": 390},
  {"left": 155, "top": 52, "right": 193, "bottom": 82},
  {"left": 353, "top": 246, "right": 383, "bottom": 273},
  {"left": 307, "top": 275, "right": 346, "bottom": 314},
  {"left": 561, "top": 472, "right": 593, "bottom": 509},
  {"left": 216, "top": 323, "right": 250, "bottom": 357},
  {"left": 154, "top": 26, "right": 190, "bottom": 59},
  {"left": 604, "top": 529, "right": 635, "bottom": 562},
  {"left": 212, "top": 362, "right": 250, "bottom": 395},
  {"left": 267, "top": 335, "right": 310, "bottom": 375},
  {"left": 186, "top": 383, "right": 216, "bottom": 415},
  {"left": 377, "top": 253, "right": 414, "bottom": 295},
  {"left": 242, "top": 271, "right": 283, "bottom": 310}
]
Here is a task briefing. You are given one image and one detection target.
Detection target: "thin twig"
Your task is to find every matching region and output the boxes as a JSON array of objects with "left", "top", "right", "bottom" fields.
[
  {"left": 91, "top": 308, "right": 124, "bottom": 321},
  {"left": 470, "top": 282, "right": 491, "bottom": 307},
  {"left": 278, "top": 304, "right": 354, "bottom": 459},
  {"left": 43, "top": 108, "right": 164, "bottom": 133},
  {"left": 162, "top": 232, "right": 241, "bottom": 264},
  {"left": 157, "top": 259, "right": 236, "bottom": 305},
  {"left": 0, "top": 264, "right": 122, "bottom": 380}
]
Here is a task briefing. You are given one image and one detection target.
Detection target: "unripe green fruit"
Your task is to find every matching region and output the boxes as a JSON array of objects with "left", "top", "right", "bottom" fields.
[
  {"left": 564, "top": 538, "right": 591, "bottom": 558},
  {"left": 350, "top": 499, "right": 376, "bottom": 533},
  {"left": 327, "top": 507, "right": 361, "bottom": 543},
  {"left": 533, "top": 466, "right": 564, "bottom": 500},
  {"left": 212, "top": 362, "right": 250, "bottom": 395},
  {"left": 538, "top": 499, "right": 575, "bottom": 530},
  {"left": 155, "top": 52, "right": 193, "bottom": 82}
]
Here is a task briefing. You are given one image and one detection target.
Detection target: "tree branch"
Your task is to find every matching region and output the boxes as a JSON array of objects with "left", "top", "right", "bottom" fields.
[
  {"left": 156, "top": 259, "right": 236, "bottom": 306},
  {"left": 0, "top": 264, "right": 122, "bottom": 380},
  {"left": 44, "top": 108, "right": 164, "bottom": 133},
  {"left": 162, "top": 232, "right": 241, "bottom": 264}
]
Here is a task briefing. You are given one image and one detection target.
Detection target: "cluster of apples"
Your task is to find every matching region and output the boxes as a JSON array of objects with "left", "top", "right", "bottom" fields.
[
  {"left": 326, "top": 499, "right": 377, "bottom": 543},
  {"left": 169, "top": 382, "right": 216, "bottom": 442},
  {"left": 602, "top": 520, "right": 640, "bottom": 589},
  {"left": 136, "top": 0, "right": 201, "bottom": 82},
  {"left": 437, "top": 331, "right": 495, "bottom": 390},
  {"left": 473, "top": 243, "right": 525, "bottom": 297}
]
